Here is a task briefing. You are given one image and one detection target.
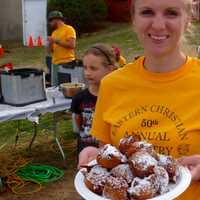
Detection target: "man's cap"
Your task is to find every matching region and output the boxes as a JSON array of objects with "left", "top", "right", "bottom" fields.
[{"left": 48, "top": 11, "right": 64, "bottom": 21}]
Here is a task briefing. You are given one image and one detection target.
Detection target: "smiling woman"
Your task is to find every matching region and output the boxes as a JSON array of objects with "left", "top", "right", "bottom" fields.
[
  {"left": 131, "top": 0, "right": 192, "bottom": 72},
  {"left": 78, "top": 1, "right": 200, "bottom": 200}
]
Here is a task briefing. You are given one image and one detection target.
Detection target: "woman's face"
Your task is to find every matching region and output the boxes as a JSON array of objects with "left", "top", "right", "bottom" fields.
[{"left": 132, "top": 0, "right": 189, "bottom": 57}]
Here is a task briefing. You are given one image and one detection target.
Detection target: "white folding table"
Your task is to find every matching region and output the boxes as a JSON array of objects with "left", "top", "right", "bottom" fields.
[{"left": 0, "top": 87, "right": 72, "bottom": 161}]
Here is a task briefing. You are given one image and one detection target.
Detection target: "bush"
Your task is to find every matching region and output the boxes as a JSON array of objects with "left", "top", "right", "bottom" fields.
[{"left": 48, "top": 0, "right": 107, "bottom": 34}]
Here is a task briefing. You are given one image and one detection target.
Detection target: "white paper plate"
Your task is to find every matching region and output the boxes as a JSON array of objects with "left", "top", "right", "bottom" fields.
[{"left": 74, "top": 160, "right": 191, "bottom": 200}]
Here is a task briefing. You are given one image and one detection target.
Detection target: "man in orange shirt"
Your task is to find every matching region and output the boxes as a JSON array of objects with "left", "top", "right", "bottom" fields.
[{"left": 47, "top": 11, "right": 82, "bottom": 86}]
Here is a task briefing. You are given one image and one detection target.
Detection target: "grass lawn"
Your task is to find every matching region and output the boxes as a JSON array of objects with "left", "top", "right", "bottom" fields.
[
  {"left": 77, "top": 22, "right": 142, "bottom": 60},
  {"left": 0, "top": 21, "right": 200, "bottom": 148},
  {"left": 0, "top": 45, "right": 46, "bottom": 69},
  {"left": 0, "top": 113, "right": 74, "bottom": 148}
]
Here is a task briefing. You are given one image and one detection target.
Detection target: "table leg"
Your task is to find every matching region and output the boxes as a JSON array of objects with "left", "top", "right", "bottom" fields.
[
  {"left": 14, "top": 121, "right": 20, "bottom": 148},
  {"left": 28, "top": 122, "right": 37, "bottom": 151},
  {"left": 53, "top": 113, "right": 66, "bottom": 161}
]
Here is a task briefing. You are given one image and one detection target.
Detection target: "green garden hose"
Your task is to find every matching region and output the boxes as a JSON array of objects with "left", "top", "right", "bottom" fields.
[{"left": 16, "top": 164, "right": 64, "bottom": 184}]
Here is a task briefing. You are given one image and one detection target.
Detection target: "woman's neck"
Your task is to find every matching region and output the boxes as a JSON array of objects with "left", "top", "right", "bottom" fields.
[
  {"left": 88, "top": 84, "right": 99, "bottom": 96},
  {"left": 144, "top": 51, "right": 187, "bottom": 73}
]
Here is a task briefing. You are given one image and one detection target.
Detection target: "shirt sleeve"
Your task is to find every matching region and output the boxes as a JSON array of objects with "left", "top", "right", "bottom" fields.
[
  {"left": 90, "top": 79, "right": 112, "bottom": 144},
  {"left": 71, "top": 94, "right": 81, "bottom": 114},
  {"left": 66, "top": 26, "right": 76, "bottom": 39}
]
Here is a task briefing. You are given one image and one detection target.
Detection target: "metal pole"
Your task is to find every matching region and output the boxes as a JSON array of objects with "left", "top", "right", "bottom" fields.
[
  {"left": 28, "top": 122, "right": 37, "bottom": 151},
  {"left": 14, "top": 120, "right": 20, "bottom": 148},
  {"left": 53, "top": 113, "right": 66, "bottom": 161}
]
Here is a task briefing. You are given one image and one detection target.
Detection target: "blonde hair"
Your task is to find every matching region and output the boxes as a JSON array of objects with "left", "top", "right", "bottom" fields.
[
  {"left": 130, "top": 0, "right": 193, "bottom": 17},
  {"left": 84, "top": 43, "right": 117, "bottom": 68}
]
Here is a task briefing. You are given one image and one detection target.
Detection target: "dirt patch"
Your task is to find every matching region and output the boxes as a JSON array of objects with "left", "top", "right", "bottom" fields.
[
  {"left": 0, "top": 171, "right": 81, "bottom": 200},
  {"left": 0, "top": 138, "right": 82, "bottom": 200}
]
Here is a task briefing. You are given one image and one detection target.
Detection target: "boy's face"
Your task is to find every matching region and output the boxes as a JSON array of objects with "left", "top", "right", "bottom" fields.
[{"left": 83, "top": 54, "right": 113, "bottom": 85}]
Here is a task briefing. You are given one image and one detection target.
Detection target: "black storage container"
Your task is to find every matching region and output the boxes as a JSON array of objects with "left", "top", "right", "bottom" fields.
[{"left": 0, "top": 68, "right": 46, "bottom": 106}]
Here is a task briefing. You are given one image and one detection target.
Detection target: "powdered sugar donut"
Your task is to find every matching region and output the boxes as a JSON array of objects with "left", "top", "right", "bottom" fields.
[
  {"left": 129, "top": 151, "right": 158, "bottom": 177},
  {"left": 103, "top": 176, "right": 129, "bottom": 200},
  {"left": 153, "top": 166, "right": 169, "bottom": 194},
  {"left": 128, "top": 141, "right": 159, "bottom": 159},
  {"left": 111, "top": 164, "right": 134, "bottom": 184},
  {"left": 84, "top": 165, "right": 110, "bottom": 195},
  {"left": 119, "top": 135, "right": 140, "bottom": 157},
  {"left": 97, "top": 144, "right": 127, "bottom": 169},
  {"left": 158, "top": 154, "right": 179, "bottom": 182},
  {"left": 128, "top": 176, "right": 158, "bottom": 200}
]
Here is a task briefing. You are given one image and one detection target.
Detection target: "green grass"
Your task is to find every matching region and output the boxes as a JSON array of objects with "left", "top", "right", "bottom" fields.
[
  {"left": 0, "top": 113, "right": 74, "bottom": 149},
  {"left": 0, "top": 44, "right": 46, "bottom": 69},
  {"left": 77, "top": 22, "right": 143, "bottom": 60}
]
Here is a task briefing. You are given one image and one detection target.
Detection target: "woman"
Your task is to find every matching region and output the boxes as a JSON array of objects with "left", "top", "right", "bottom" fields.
[{"left": 79, "top": 0, "right": 200, "bottom": 199}]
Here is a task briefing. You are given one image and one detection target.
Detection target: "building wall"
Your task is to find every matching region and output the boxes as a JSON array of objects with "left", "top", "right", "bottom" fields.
[{"left": 0, "top": 0, "right": 23, "bottom": 41}]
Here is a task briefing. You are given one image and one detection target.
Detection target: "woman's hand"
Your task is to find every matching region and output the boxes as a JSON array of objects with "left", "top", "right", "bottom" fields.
[
  {"left": 179, "top": 155, "right": 200, "bottom": 181},
  {"left": 78, "top": 146, "right": 99, "bottom": 169}
]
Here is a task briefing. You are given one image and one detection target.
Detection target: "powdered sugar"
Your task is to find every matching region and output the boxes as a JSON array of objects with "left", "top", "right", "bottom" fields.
[
  {"left": 89, "top": 165, "right": 109, "bottom": 175},
  {"left": 158, "top": 154, "right": 179, "bottom": 182},
  {"left": 99, "top": 144, "right": 127, "bottom": 162},
  {"left": 128, "top": 177, "right": 153, "bottom": 195},
  {"left": 119, "top": 135, "right": 134, "bottom": 145},
  {"left": 105, "top": 176, "right": 128, "bottom": 189},
  {"left": 154, "top": 166, "right": 169, "bottom": 194},
  {"left": 111, "top": 164, "right": 134, "bottom": 184},
  {"left": 159, "top": 154, "right": 171, "bottom": 166},
  {"left": 103, "top": 176, "right": 129, "bottom": 199},
  {"left": 136, "top": 141, "right": 152, "bottom": 149},
  {"left": 86, "top": 165, "right": 110, "bottom": 188},
  {"left": 130, "top": 151, "right": 158, "bottom": 170}
]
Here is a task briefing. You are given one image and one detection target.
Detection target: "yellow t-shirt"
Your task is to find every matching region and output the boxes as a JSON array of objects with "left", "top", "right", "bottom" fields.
[
  {"left": 51, "top": 24, "right": 76, "bottom": 64},
  {"left": 91, "top": 56, "right": 200, "bottom": 200}
]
